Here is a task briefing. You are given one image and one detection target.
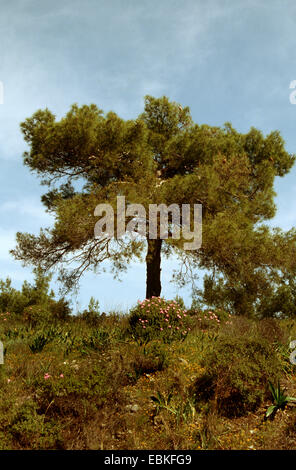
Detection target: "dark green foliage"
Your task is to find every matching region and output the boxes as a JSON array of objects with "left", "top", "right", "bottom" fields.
[
  {"left": 0, "top": 269, "right": 71, "bottom": 326},
  {"left": 193, "top": 331, "right": 282, "bottom": 417},
  {"left": 266, "top": 381, "right": 296, "bottom": 418},
  {"left": 8, "top": 401, "right": 62, "bottom": 449},
  {"left": 28, "top": 333, "right": 49, "bottom": 353},
  {"left": 79, "top": 297, "right": 101, "bottom": 326}
]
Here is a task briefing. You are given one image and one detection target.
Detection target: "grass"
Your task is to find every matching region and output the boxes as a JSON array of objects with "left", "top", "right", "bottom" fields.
[{"left": 0, "top": 304, "right": 296, "bottom": 449}]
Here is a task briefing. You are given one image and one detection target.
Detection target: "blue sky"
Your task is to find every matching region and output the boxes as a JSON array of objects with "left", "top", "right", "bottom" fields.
[{"left": 1, "top": 0, "right": 296, "bottom": 312}]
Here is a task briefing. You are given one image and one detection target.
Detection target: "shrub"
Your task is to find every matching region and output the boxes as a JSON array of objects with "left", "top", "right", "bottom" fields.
[
  {"left": 48, "top": 298, "right": 71, "bottom": 321},
  {"left": 8, "top": 401, "right": 61, "bottom": 449},
  {"left": 79, "top": 297, "right": 101, "bottom": 326},
  {"left": 81, "top": 329, "right": 110, "bottom": 352},
  {"left": 23, "top": 299, "right": 71, "bottom": 327},
  {"left": 131, "top": 341, "right": 169, "bottom": 380},
  {"left": 128, "top": 297, "right": 192, "bottom": 344},
  {"left": 34, "top": 362, "right": 111, "bottom": 419},
  {"left": 0, "top": 278, "right": 29, "bottom": 316},
  {"left": 192, "top": 332, "right": 282, "bottom": 417},
  {"left": 23, "top": 304, "right": 53, "bottom": 326},
  {"left": 188, "top": 308, "right": 232, "bottom": 331}
]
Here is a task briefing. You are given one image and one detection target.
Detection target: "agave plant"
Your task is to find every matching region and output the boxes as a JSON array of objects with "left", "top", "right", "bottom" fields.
[
  {"left": 266, "top": 381, "right": 296, "bottom": 418},
  {"left": 28, "top": 333, "right": 49, "bottom": 353},
  {"left": 150, "top": 391, "right": 176, "bottom": 415}
]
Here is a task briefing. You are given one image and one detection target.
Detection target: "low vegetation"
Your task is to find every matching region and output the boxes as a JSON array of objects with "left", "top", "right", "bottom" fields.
[{"left": 1, "top": 273, "right": 296, "bottom": 450}]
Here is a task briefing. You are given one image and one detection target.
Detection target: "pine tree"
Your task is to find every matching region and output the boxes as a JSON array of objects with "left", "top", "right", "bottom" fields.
[{"left": 11, "top": 96, "right": 296, "bottom": 306}]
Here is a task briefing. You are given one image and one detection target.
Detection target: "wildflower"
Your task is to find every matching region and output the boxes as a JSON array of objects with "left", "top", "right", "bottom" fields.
[
  {"left": 59, "top": 374, "right": 64, "bottom": 378},
  {"left": 44, "top": 373, "right": 51, "bottom": 380}
]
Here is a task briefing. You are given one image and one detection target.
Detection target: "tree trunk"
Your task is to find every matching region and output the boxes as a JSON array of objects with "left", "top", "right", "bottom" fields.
[{"left": 146, "top": 238, "right": 162, "bottom": 298}]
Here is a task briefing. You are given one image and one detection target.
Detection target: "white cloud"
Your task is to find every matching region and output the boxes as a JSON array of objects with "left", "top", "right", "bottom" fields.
[
  {"left": 0, "top": 199, "right": 54, "bottom": 223},
  {"left": 0, "top": 229, "right": 17, "bottom": 261}
]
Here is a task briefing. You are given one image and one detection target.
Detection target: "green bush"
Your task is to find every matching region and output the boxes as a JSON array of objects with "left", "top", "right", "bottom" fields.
[
  {"left": 35, "top": 363, "right": 111, "bottom": 418},
  {"left": 8, "top": 401, "right": 61, "bottom": 449},
  {"left": 0, "top": 269, "right": 71, "bottom": 325},
  {"left": 130, "top": 341, "right": 169, "bottom": 380},
  {"left": 23, "top": 299, "right": 71, "bottom": 327},
  {"left": 81, "top": 329, "right": 110, "bottom": 352},
  {"left": 79, "top": 297, "right": 101, "bottom": 326},
  {"left": 23, "top": 304, "right": 53, "bottom": 326},
  {"left": 128, "top": 297, "right": 192, "bottom": 344},
  {"left": 48, "top": 298, "right": 71, "bottom": 321},
  {"left": 193, "top": 332, "right": 282, "bottom": 417},
  {"left": 188, "top": 308, "right": 232, "bottom": 331}
]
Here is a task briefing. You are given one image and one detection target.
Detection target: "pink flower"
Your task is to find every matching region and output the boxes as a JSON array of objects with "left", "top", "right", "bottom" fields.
[
  {"left": 160, "top": 327, "right": 163, "bottom": 331},
  {"left": 44, "top": 373, "right": 51, "bottom": 380},
  {"left": 59, "top": 374, "right": 64, "bottom": 378}
]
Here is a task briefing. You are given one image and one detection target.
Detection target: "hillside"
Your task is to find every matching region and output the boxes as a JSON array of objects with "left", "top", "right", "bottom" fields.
[{"left": 0, "top": 295, "right": 296, "bottom": 450}]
